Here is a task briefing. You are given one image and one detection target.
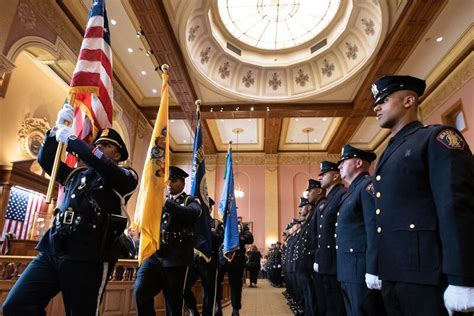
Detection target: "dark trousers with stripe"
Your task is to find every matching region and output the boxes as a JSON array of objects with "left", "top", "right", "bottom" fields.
[
  {"left": 134, "top": 254, "right": 187, "bottom": 316},
  {"left": 2, "top": 252, "right": 112, "bottom": 316},
  {"left": 341, "top": 282, "right": 386, "bottom": 316},
  {"left": 183, "top": 260, "right": 218, "bottom": 316}
]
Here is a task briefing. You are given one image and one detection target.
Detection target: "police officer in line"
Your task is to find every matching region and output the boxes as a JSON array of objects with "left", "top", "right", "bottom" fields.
[
  {"left": 315, "top": 161, "right": 347, "bottom": 316},
  {"left": 134, "top": 166, "right": 202, "bottom": 316},
  {"left": 371, "top": 75, "right": 474, "bottom": 315},
  {"left": 336, "top": 145, "right": 386, "bottom": 316},
  {"left": 295, "top": 196, "right": 319, "bottom": 316},
  {"left": 306, "top": 179, "right": 327, "bottom": 316},
  {"left": 3, "top": 104, "right": 138, "bottom": 315},
  {"left": 183, "top": 197, "right": 224, "bottom": 316},
  {"left": 283, "top": 219, "right": 303, "bottom": 314}
]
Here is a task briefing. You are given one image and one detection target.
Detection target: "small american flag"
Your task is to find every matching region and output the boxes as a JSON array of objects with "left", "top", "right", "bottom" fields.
[
  {"left": 68, "top": 0, "right": 113, "bottom": 155},
  {"left": 1, "top": 187, "right": 45, "bottom": 254}
]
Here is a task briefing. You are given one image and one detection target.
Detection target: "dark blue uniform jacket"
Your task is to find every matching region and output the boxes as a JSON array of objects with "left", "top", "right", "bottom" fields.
[
  {"left": 373, "top": 121, "right": 474, "bottom": 286},
  {"left": 336, "top": 172, "right": 377, "bottom": 283}
]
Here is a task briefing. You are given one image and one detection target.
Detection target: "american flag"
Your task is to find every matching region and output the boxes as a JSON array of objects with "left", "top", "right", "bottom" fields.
[
  {"left": 68, "top": 0, "right": 113, "bottom": 154},
  {"left": 1, "top": 187, "right": 45, "bottom": 254}
]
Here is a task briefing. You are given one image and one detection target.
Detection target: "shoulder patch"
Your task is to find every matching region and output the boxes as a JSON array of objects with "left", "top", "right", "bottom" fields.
[
  {"left": 365, "top": 182, "right": 375, "bottom": 197},
  {"left": 436, "top": 129, "right": 465, "bottom": 150}
]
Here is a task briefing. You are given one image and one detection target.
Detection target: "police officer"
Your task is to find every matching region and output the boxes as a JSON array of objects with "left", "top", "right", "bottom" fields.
[
  {"left": 371, "top": 75, "right": 474, "bottom": 315},
  {"left": 183, "top": 198, "right": 224, "bottom": 316},
  {"left": 134, "top": 166, "right": 202, "bottom": 316},
  {"left": 306, "top": 179, "right": 327, "bottom": 316},
  {"left": 3, "top": 105, "right": 138, "bottom": 315},
  {"left": 336, "top": 145, "right": 386, "bottom": 316},
  {"left": 295, "top": 196, "right": 318, "bottom": 316},
  {"left": 315, "top": 161, "right": 347, "bottom": 316}
]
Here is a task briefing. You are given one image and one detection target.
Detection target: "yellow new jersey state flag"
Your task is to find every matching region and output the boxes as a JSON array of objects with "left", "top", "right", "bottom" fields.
[{"left": 134, "top": 71, "right": 170, "bottom": 265}]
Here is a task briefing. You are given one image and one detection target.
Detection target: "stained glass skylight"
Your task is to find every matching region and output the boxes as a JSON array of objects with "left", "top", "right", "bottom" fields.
[{"left": 217, "top": 0, "right": 341, "bottom": 50}]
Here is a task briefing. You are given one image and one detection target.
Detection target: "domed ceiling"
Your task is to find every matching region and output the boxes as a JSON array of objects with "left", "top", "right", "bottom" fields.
[
  {"left": 182, "top": 0, "right": 388, "bottom": 101},
  {"left": 59, "top": 0, "right": 468, "bottom": 155}
]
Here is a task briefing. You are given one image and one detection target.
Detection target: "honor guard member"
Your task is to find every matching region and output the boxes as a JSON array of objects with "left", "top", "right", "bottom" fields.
[
  {"left": 315, "top": 161, "right": 347, "bottom": 316},
  {"left": 295, "top": 196, "right": 318, "bottom": 316},
  {"left": 134, "top": 166, "right": 202, "bottom": 316},
  {"left": 336, "top": 145, "right": 386, "bottom": 316},
  {"left": 225, "top": 216, "right": 254, "bottom": 316},
  {"left": 372, "top": 75, "right": 474, "bottom": 315},
  {"left": 183, "top": 198, "right": 224, "bottom": 316},
  {"left": 3, "top": 105, "right": 138, "bottom": 316}
]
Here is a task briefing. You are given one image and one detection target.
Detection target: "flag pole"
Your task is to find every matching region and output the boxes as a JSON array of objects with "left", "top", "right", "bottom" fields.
[
  {"left": 195, "top": 99, "right": 201, "bottom": 113},
  {"left": 45, "top": 93, "right": 76, "bottom": 204}
]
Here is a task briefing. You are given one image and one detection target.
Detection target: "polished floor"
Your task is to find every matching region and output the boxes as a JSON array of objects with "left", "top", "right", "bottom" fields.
[{"left": 222, "top": 279, "right": 292, "bottom": 315}]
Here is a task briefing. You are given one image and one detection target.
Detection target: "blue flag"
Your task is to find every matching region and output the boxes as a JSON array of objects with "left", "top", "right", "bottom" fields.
[
  {"left": 190, "top": 108, "right": 213, "bottom": 261},
  {"left": 218, "top": 146, "right": 239, "bottom": 261}
]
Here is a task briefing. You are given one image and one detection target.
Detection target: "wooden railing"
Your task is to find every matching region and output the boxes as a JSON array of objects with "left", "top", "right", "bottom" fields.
[{"left": 0, "top": 256, "right": 230, "bottom": 315}]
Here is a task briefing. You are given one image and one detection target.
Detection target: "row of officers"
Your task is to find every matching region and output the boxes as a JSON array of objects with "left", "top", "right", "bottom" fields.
[
  {"left": 270, "top": 76, "right": 474, "bottom": 316},
  {"left": 1, "top": 74, "right": 474, "bottom": 316}
]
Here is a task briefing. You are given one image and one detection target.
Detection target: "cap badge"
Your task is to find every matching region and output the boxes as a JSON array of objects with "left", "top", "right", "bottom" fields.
[
  {"left": 371, "top": 83, "right": 379, "bottom": 98},
  {"left": 102, "top": 128, "right": 109, "bottom": 137}
]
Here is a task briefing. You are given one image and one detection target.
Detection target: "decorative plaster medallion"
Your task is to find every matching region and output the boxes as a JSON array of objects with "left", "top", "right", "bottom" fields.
[
  {"left": 242, "top": 70, "right": 255, "bottom": 87},
  {"left": 188, "top": 25, "right": 200, "bottom": 42},
  {"left": 17, "top": 1, "right": 37, "bottom": 30},
  {"left": 321, "top": 59, "right": 335, "bottom": 77},
  {"left": 218, "top": 61, "right": 231, "bottom": 79},
  {"left": 345, "top": 42, "right": 358, "bottom": 59},
  {"left": 200, "top": 47, "right": 211, "bottom": 64},
  {"left": 268, "top": 73, "right": 282, "bottom": 90},
  {"left": 361, "top": 18, "right": 375, "bottom": 36},
  {"left": 295, "top": 69, "right": 309, "bottom": 87},
  {"left": 17, "top": 117, "right": 51, "bottom": 159}
]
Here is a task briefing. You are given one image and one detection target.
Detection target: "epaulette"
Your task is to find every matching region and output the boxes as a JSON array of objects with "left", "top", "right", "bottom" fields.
[{"left": 64, "top": 167, "right": 88, "bottom": 185}]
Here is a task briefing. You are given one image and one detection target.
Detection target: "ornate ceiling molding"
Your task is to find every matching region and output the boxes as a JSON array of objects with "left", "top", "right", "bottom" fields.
[{"left": 182, "top": 0, "right": 389, "bottom": 101}]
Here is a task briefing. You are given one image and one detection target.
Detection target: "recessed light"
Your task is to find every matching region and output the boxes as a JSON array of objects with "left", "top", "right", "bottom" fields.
[
  {"left": 250, "top": 107, "right": 254, "bottom": 111},
  {"left": 183, "top": 140, "right": 187, "bottom": 143},
  {"left": 170, "top": 119, "right": 175, "bottom": 123},
  {"left": 110, "top": 19, "right": 117, "bottom": 25},
  {"left": 247, "top": 119, "right": 251, "bottom": 122},
  {"left": 141, "top": 71, "right": 146, "bottom": 75},
  {"left": 152, "top": 89, "right": 157, "bottom": 93},
  {"left": 313, "top": 138, "right": 318, "bottom": 142},
  {"left": 220, "top": 119, "right": 224, "bottom": 122},
  {"left": 295, "top": 118, "right": 299, "bottom": 121},
  {"left": 127, "top": 48, "right": 133, "bottom": 53},
  {"left": 436, "top": 37, "right": 443, "bottom": 42},
  {"left": 322, "top": 117, "right": 327, "bottom": 121}
]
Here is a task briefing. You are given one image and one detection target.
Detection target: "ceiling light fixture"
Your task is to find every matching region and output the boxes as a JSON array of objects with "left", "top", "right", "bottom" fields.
[
  {"left": 152, "top": 89, "right": 157, "bottom": 93},
  {"left": 436, "top": 37, "right": 443, "bottom": 42},
  {"left": 220, "top": 108, "right": 224, "bottom": 112},
  {"left": 171, "top": 119, "right": 175, "bottom": 123},
  {"left": 136, "top": 30, "right": 144, "bottom": 37},
  {"left": 322, "top": 117, "right": 328, "bottom": 121},
  {"left": 210, "top": 108, "right": 214, "bottom": 112},
  {"left": 141, "top": 71, "right": 146, "bottom": 75},
  {"left": 127, "top": 48, "right": 133, "bottom": 53},
  {"left": 296, "top": 118, "right": 299, "bottom": 121},
  {"left": 250, "top": 107, "right": 254, "bottom": 111},
  {"left": 303, "top": 127, "right": 314, "bottom": 175},
  {"left": 110, "top": 19, "right": 117, "bottom": 25},
  {"left": 266, "top": 106, "right": 270, "bottom": 112}
]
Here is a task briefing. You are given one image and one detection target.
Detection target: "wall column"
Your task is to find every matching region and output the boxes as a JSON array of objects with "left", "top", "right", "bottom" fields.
[
  {"left": 205, "top": 154, "right": 217, "bottom": 217},
  {"left": 264, "top": 154, "right": 279, "bottom": 248}
]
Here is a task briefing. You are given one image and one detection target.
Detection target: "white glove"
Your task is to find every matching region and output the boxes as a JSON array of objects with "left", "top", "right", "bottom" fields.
[
  {"left": 313, "top": 262, "right": 319, "bottom": 272},
  {"left": 55, "top": 103, "right": 74, "bottom": 126},
  {"left": 55, "top": 124, "right": 75, "bottom": 145},
  {"left": 365, "top": 273, "right": 382, "bottom": 290},
  {"left": 444, "top": 285, "right": 474, "bottom": 315}
]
